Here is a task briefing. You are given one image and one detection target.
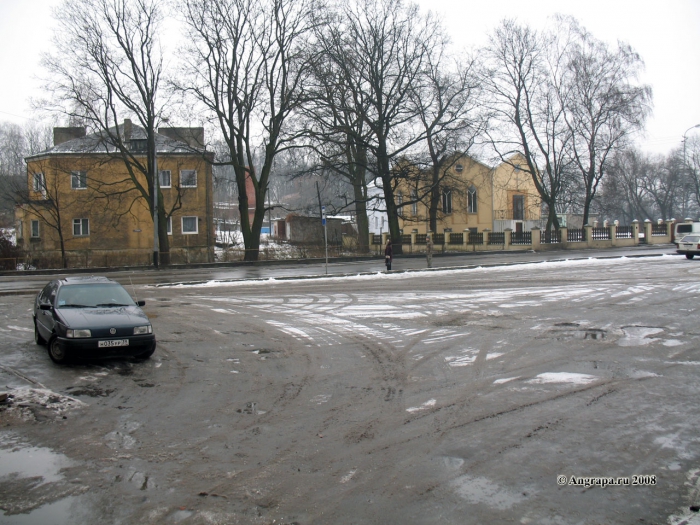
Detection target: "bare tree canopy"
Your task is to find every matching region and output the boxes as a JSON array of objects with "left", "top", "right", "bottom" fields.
[
  {"left": 41, "top": 0, "right": 172, "bottom": 265},
  {"left": 557, "top": 16, "right": 652, "bottom": 226},
  {"left": 484, "top": 19, "right": 572, "bottom": 230},
  {"left": 176, "top": 0, "right": 316, "bottom": 261}
]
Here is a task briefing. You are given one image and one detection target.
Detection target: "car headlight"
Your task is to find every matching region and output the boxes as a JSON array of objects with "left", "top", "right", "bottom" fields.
[
  {"left": 66, "top": 329, "right": 91, "bottom": 338},
  {"left": 133, "top": 325, "right": 152, "bottom": 335}
]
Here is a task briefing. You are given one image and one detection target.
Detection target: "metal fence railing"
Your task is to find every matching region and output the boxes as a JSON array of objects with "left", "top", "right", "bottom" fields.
[
  {"left": 541, "top": 230, "right": 561, "bottom": 244},
  {"left": 511, "top": 232, "right": 532, "bottom": 245},
  {"left": 616, "top": 226, "right": 634, "bottom": 239},
  {"left": 568, "top": 228, "right": 586, "bottom": 242},
  {"left": 591, "top": 227, "right": 611, "bottom": 240}
]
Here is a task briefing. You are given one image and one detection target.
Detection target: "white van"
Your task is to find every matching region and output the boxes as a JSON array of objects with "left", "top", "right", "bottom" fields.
[{"left": 675, "top": 221, "right": 700, "bottom": 243}]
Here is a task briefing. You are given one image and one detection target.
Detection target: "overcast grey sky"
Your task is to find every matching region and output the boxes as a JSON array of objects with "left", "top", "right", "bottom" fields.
[{"left": 1, "top": 0, "right": 698, "bottom": 155}]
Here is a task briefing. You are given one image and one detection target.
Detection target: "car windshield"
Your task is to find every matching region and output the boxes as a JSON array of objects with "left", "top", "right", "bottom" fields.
[
  {"left": 55, "top": 283, "right": 136, "bottom": 308},
  {"left": 680, "top": 235, "right": 700, "bottom": 243}
]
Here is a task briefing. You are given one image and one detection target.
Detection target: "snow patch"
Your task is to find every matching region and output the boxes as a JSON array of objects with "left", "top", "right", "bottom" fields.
[
  {"left": 493, "top": 377, "right": 520, "bottom": 385},
  {"left": 527, "top": 373, "right": 597, "bottom": 385},
  {"left": 406, "top": 399, "right": 436, "bottom": 413}
]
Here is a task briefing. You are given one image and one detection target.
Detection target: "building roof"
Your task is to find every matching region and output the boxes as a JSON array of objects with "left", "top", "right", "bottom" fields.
[{"left": 26, "top": 122, "right": 203, "bottom": 161}]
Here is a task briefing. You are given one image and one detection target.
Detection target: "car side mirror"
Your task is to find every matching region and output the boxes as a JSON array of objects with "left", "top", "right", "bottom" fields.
[
  {"left": 136, "top": 300, "right": 146, "bottom": 306},
  {"left": 40, "top": 303, "right": 52, "bottom": 311}
]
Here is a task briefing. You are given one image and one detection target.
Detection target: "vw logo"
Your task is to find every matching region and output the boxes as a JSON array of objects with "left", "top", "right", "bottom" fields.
[{"left": 109, "top": 328, "right": 116, "bottom": 335}]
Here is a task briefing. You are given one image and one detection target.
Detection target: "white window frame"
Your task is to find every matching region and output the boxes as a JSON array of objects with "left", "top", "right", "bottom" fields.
[
  {"left": 71, "top": 171, "right": 87, "bottom": 190},
  {"left": 159, "top": 170, "right": 172, "bottom": 188},
  {"left": 467, "top": 186, "right": 477, "bottom": 214},
  {"left": 442, "top": 190, "right": 453, "bottom": 214},
  {"left": 181, "top": 216, "right": 198, "bottom": 234},
  {"left": 73, "top": 218, "right": 89, "bottom": 236},
  {"left": 411, "top": 191, "right": 417, "bottom": 215},
  {"left": 31, "top": 220, "right": 40, "bottom": 238},
  {"left": 166, "top": 216, "right": 172, "bottom": 235},
  {"left": 16, "top": 220, "right": 23, "bottom": 240},
  {"left": 180, "top": 170, "right": 197, "bottom": 188},
  {"left": 32, "top": 172, "right": 46, "bottom": 193}
]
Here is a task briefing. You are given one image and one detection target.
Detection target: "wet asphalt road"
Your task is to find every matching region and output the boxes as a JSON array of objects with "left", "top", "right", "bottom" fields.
[{"left": 3, "top": 245, "right": 700, "bottom": 524}]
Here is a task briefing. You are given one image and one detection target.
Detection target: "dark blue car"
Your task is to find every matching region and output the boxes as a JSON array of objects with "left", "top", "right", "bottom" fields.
[{"left": 33, "top": 276, "right": 156, "bottom": 364}]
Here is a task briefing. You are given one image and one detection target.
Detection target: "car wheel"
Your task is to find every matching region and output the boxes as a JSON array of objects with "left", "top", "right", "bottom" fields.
[
  {"left": 136, "top": 341, "right": 156, "bottom": 360},
  {"left": 686, "top": 254, "right": 695, "bottom": 260},
  {"left": 48, "top": 337, "right": 70, "bottom": 364},
  {"left": 34, "top": 320, "right": 46, "bottom": 346}
]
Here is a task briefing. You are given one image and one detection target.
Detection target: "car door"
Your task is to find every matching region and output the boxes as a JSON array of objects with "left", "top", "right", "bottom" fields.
[{"left": 36, "top": 281, "right": 58, "bottom": 340}]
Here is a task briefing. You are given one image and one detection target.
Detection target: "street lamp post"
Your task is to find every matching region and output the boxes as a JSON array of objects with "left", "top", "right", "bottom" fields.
[{"left": 683, "top": 124, "right": 700, "bottom": 165}]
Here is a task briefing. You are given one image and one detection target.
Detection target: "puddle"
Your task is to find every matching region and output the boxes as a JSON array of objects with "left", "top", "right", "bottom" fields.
[
  {"left": 0, "top": 435, "right": 73, "bottom": 484},
  {"left": 451, "top": 474, "right": 525, "bottom": 510},
  {"left": 0, "top": 496, "right": 79, "bottom": 525},
  {"left": 0, "top": 434, "right": 83, "bottom": 525}
]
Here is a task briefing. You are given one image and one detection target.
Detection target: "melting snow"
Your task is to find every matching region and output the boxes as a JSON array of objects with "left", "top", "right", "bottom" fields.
[
  {"left": 527, "top": 373, "right": 597, "bottom": 385},
  {"left": 617, "top": 327, "right": 664, "bottom": 346},
  {"left": 406, "top": 399, "right": 436, "bottom": 413},
  {"left": 493, "top": 377, "right": 520, "bottom": 384}
]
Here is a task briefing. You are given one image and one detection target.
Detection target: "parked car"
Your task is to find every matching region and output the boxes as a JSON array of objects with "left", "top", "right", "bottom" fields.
[
  {"left": 676, "top": 234, "right": 700, "bottom": 260},
  {"left": 33, "top": 276, "right": 156, "bottom": 364}
]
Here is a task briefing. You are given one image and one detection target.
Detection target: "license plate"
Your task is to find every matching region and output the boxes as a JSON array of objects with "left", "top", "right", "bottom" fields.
[{"left": 98, "top": 339, "right": 129, "bottom": 348}]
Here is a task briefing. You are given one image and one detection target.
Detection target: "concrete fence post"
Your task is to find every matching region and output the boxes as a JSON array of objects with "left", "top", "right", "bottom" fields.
[
  {"left": 381, "top": 232, "right": 389, "bottom": 247},
  {"left": 531, "top": 227, "right": 541, "bottom": 250},
  {"left": 644, "top": 220, "right": 652, "bottom": 244},
  {"left": 632, "top": 220, "right": 639, "bottom": 246},
  {"left": 504, "top": 228, "right": 512, "bottom": 250},
  {"left": 560, "top": 227, "right": 568, "bottom": 244},
  {"left": 584, "top": 225, "right": 593, "bottom": 247},
  {"left": 483, "top": 229, "right": 490, "bottom": 247},
  {"left": 610, "top": 225, "right": 617, "bottom": 246},
  {"left": 463, "top": 229, "right": 470, "bottom": 251}
]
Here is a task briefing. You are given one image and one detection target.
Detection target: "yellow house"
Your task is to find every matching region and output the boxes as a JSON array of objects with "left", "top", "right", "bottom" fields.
[
  {"left": 396, "top": 154, "right": 541, "bottom": 235},
  {"left": 15, "top": 122, "right": 214, "bottom": 268},
  {"left": 492, "top": 154, "right": 542, "bottom": 233}
]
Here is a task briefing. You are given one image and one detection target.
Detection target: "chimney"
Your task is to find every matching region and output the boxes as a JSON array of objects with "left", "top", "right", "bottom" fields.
[
  {"left": 53, "top": 127, "right": 86, "bottom": 146},
  {"left": 157, "top": 127, "right": 205, "bottom": 149},
  {"left": 123, "top": 119, "right": 132, "bottom": 142}
]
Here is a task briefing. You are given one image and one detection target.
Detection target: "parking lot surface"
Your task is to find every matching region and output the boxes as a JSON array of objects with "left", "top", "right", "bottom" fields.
[{"left": 2, "top": 253, "right": 700, "bottom": 524}]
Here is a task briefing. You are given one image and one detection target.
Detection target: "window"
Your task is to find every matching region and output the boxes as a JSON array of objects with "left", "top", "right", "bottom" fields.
[
  {"left": 182, "top": 216, "right": 198, "bottom": 234},
  {"left": 513, "top": 194, "right": 525, "bottom": 221},
  {"left": 71, "top": 171, "right": 87, "bottom": 189},
  {"left": 130, "top": 139, "right": 147, "bottom": 152},
  {"left": 166, "top": 216, "right": 172, "bottom": 235},
  {"left": 411, "top": 191, "right": 417, "bottom": 215},
  {"left": 73, "top": 218, "right": 89, "bottom": 236},
  {"left": 159, "top": 170, "right": 171, "bottom": 188},
  {"left": 180, "top": 170, "right": 197, "bottom": 188},
  {"left": 16, "top": 220, "right": 23, "bottom": 239},
  {"left": 32, "top": 172, "right": 46, "bottom": 193},
  {"left": 397, "top": 192, "right": 403, "bottom": 216},
  {"left": 31, "top": 220, "right": 40, "bottom": 238},
  {"left": 442, "top": 190, "right": 452, "bottom": 214},
  {"left": 468, "top": 186, "right": 478, "bottom": 214}
]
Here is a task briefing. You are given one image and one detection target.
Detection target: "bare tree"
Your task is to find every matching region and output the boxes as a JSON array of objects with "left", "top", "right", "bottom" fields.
[
  {"left": 311, "top": 0, "right": 441, "bottom": 254},
  {"left": 176, "top": 0, "right": 315, "bottom": 261},
  {"left": 685, "top": 135, "right": 700, "bottom": 214},
  {"left": 41, "top": 0, "right": 172, "bottom": 266},
  {"left": 484, "top": 19, "right": 572, "bottom": 230},
  {"left": 558, "top": 16, "right": 652, "bottom": 226},
  {"left": 411, "top": 47, "right": 485, "bottom": 233}
]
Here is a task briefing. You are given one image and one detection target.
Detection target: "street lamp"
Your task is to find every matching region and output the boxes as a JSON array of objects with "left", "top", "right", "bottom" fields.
[{"left": 683, "top": 123, "right": 700, "bottom": 162}]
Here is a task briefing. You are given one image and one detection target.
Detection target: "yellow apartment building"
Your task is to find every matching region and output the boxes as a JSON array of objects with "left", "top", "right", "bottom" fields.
[
  {"left": 396, "top": 154, "right": 541, "bottom": 235},
  {"left": 15, "top": 122, "right": 214, "bottom": 268}
]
